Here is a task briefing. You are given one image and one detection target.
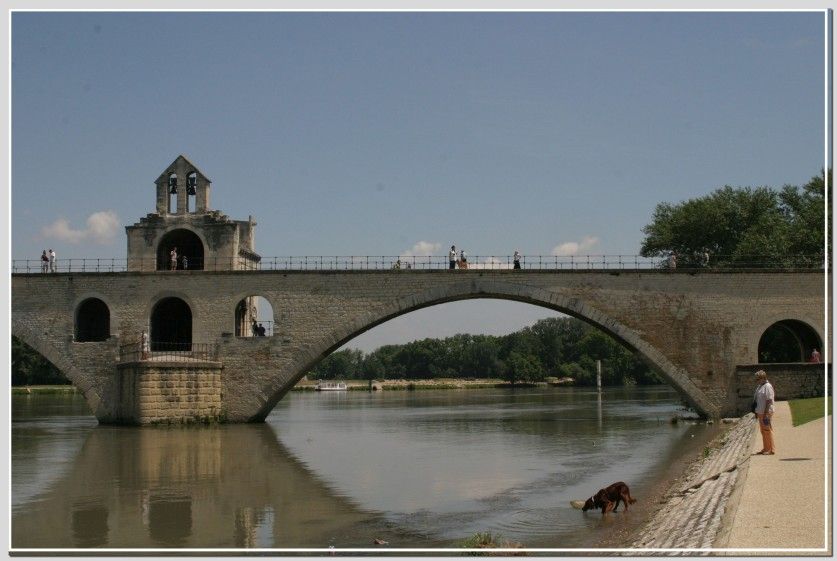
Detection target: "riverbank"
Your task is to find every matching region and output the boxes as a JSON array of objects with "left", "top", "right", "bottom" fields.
[
  {"left": 585, "top": 415, "right": 750, "bottom": 551},
  {"left": 293, "top": 377, "right": 576, "bottom": 391},
  {"left": 11, "top": 385, "right": 77, "bottom": 395},
  {"left": 616, "top": 400, "right": 831, "bottom": 554}
]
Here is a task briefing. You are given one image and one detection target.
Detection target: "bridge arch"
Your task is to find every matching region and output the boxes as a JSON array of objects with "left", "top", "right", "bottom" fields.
[
  {"left": 757, "top": 318, "right": 823, "bottom": 363},
  {"left": 11, "top": 322, "right": 102, "bottom": 416},
  {"left": 258, "top": 278, "right": 717, "bottom": 419}
]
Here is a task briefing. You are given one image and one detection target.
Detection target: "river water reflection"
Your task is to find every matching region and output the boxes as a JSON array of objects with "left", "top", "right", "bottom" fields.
[{"left": 12, "top": 386, "right": 719, "bottom": 550}]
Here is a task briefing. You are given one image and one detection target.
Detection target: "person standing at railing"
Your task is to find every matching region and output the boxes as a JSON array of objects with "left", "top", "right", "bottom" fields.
[
  {"left": 169, "top": 247, "right": 178, "bottom": 271},
  {"left": 458, "top": 249, "right": 468, "bottom": 269},
  {"left": 182, "top": 255, "right": 188, "bottom": 270},
  {"left": 449, "top": 245, "right": 457, "bottom": 270},
  {"left": 513, "top": 250, "right": 521, "bottom": 270},
  {"left": 48, "top": 249, "right": 56, "bottom": 272},
  {"left": 809, "top": 348, "right": 821, "bottom": 363},
  {"left": 40, "top": 250, "right": 49, "bottom": 273}
]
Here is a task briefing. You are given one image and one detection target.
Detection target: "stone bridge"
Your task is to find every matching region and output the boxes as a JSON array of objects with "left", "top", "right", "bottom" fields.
[{"left": 11, "top": 268, "right": 826, "bottom": 422}]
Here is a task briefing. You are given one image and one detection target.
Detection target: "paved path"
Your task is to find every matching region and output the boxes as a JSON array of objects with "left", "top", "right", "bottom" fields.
[
  {"left": 719, "top": 401, "right": 831, "bottom": 555},
  {"left": 630, "top": 401, "right": 831, "bottom": 555}
]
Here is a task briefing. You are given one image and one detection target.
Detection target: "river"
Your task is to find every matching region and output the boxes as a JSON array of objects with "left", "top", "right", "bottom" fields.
[{"left": 11, "top": 386, "right": 720, "bottom": 550}]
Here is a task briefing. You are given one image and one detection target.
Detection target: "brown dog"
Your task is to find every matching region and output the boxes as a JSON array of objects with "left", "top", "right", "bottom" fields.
[{"left": 581, "top": 481, "right": 636, "bottom": 514}]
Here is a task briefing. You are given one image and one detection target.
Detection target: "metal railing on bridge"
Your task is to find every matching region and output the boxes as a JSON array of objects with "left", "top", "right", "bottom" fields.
[
  {"left": 119, "top": 342, "right": 218, "bottom": 363},
  {"left": 239, "top": 320, "right": 274, "bottom": 337},
  {"left": 12, "top": 254, "right": 826, "bottom": 273}
]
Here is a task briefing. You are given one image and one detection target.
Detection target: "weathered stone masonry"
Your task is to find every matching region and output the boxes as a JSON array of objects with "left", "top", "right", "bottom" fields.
[
  {"left": 11, "top": 268, "right": 826, "bottom": 423},
  {"left": 117, "top": 362, "right": 223, "bottom": 424},
  {"left": 12, "top": 155, "right": 827, "bottom": 424}
]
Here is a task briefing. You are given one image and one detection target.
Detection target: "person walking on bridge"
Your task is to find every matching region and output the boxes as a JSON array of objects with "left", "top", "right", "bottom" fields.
[
  {"left": 40, "top": 250, "right": 48, "bottom": 273},
  {"left": 48, "top": 249, "right": 56, "bottom": 273},
  {"left": 449, "top": 245, "right": 457, "bottom": 270},
  {"left": 753, "top": 370, "right": 776, "bottom": 455}
]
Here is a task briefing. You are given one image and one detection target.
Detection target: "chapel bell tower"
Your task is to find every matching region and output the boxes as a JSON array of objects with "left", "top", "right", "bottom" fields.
[{"left": 126, "top": 155, "right": 260, "bottom": 272}]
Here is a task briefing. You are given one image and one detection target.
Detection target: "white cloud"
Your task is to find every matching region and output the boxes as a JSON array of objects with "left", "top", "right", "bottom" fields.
[
  {"left": 85, "top": 211, "right": 121, "bottom": 244},
  {"left": 41, "top": 210, "right": 121, "bottom": 245},
  {"left": 401, "top": 241, "right": 441, "bottom": 257},
  {"left": 467, "top": 256, "right": 512, "bottom": 269},
  {"left": 551, "top": 236, "right": 599, "bottom": 256}
]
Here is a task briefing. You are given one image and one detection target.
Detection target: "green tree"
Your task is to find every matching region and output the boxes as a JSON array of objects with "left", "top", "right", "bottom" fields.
[
  {"left": 310, "top": 348, "right": 363, "bottom": 380},
  {"left": 11, "top": 336, "right": 68, "bottom": 386},
  {"left": 460, "top": 338, "right": 500, "bottom": 378},
  {"left": 362, "top": 354, "right": 386, "bottom": 381},
  {"left": 504, "top": 352, "right": 545, "bottom": 385},
  {"left": 640, "top": 172, "right": 828, "bottom": 267}
]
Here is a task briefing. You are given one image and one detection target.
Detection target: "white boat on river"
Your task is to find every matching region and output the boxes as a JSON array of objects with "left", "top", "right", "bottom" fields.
[{"left": 314, "top": 381, "right": 348, "bottom": 391}]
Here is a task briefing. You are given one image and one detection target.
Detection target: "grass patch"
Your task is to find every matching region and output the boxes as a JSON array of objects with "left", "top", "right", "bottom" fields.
[{"left": 788, "top": 397, "right": 831, "bottom": 427}]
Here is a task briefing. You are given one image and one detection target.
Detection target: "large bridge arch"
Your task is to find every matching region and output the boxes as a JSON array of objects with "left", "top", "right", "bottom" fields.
[
  {"left": 11, "top": 322, "right": 103, "bottom": 416},
  {"left": 255, "top": 278, "right": 717, "bottom": 419}
]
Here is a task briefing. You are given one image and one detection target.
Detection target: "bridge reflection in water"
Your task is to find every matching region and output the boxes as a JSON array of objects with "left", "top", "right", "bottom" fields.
[
  {"left": 12, "top": 388, "right": 723, "bottom": 550},
  {"left": 12, "top": 418, "right": 400, "bottom": 549}
]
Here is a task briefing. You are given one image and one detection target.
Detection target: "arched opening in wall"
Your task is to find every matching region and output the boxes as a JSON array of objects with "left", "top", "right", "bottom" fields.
[
  {"left": 186, "top": 172, "right": 197, "bottom": 213},
  {"left": 11, "top": 336, "right": 71, "bottom": 387},
  {"left": 150, "top": 297, "right": 192, "bottom": 351},
  {"left": 75, "top": 298, "right": 110, "bottom": 342},
  {"left": 758, "top": 320, "right": 822, "bottom": 363},
  {"left": 156, "top": 229, "right": 204, "bottom": 271},
  {"left": 167, "top": 173, "right": 178, "bottom": 213},
  {"left": 235, "top": 296, "right": 274, "bottom": 337}
]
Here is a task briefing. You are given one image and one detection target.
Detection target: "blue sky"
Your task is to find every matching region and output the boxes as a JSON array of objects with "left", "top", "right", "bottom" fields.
[{"left": 11, "top": 11, "right": 828, "bottom": 351}]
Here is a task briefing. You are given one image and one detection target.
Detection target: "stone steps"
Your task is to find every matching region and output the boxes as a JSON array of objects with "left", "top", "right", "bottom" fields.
[{"left": 630, "top": 416, "right": 756, "bottom": 552}]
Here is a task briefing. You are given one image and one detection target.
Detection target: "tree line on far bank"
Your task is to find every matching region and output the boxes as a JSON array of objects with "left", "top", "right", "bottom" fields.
[
  {"left": 640, "top": 171, "right": 828, "bottom": 267},
  {"left": 308, "top": 316, "right": 662, "bottom": 386}
]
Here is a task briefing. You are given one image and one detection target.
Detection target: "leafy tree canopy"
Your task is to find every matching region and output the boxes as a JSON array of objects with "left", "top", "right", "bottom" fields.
[
  {"left": 640, "top": 171, "right": 829, "bottom": 267},
  {"left": 307, "top": 316, "right": 661, "bottom": 387}
]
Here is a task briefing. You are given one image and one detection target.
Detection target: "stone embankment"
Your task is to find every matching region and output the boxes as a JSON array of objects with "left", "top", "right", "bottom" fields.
[{"left": 631, "top": 414, "right": 756, "bottom": 551}]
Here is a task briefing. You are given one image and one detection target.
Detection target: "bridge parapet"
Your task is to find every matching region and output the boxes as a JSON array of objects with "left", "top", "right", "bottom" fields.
[
  {"left": 11, "top": 254, "right": 826, "bottom": 274},
  {"left": 734, "top": 363, "right": 830, "bottom": 415}
]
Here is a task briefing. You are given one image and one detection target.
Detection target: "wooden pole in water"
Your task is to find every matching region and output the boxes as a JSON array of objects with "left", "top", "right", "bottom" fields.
[{"left": 596, "top": 360, "right": 602, "bottom": 393}]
